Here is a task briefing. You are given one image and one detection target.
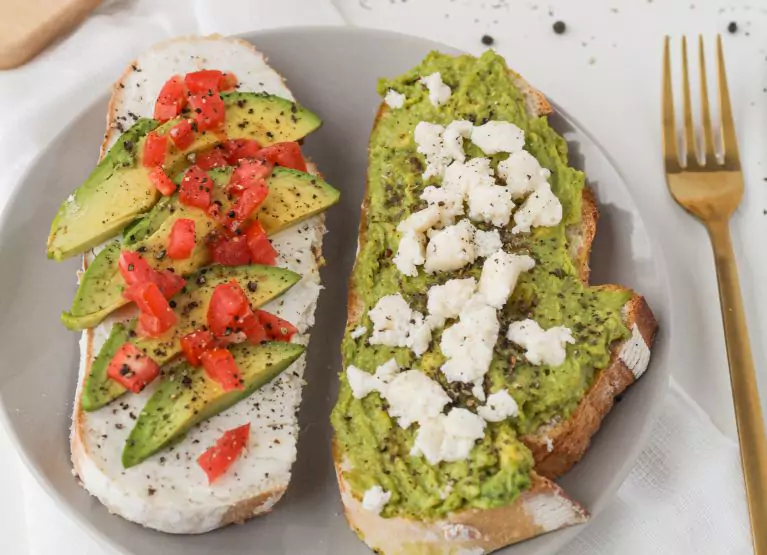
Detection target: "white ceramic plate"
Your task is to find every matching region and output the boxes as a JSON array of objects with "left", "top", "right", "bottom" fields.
[{"left": 0, "top": 27, "right": 672, "bottom": 555}]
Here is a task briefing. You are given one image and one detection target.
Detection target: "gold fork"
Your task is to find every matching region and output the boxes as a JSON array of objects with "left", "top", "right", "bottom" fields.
[{"left": 663, "top": 35, "right": 767, "bottom": 552}]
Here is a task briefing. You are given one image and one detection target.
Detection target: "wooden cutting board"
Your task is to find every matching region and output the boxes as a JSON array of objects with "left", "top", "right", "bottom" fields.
[{"left": 0, "top": 0, "right": 103, "bottom": 69}]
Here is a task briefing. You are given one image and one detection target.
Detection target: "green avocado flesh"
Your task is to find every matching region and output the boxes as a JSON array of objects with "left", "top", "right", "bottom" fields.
[
  {"left": 80, "top": 264, "right": 300, "bottom": 411},
  {"left": 330, "top": 51, "right": 633, "bottom": 520},
  {"left": 122, "top": 341, "right": 305, "bottom": 468},
  {"left": 61, "top": 167, "right": 338, "bottom": 330},
  {"left": 47, "top": 92, "right": 322, "bottom": 261}
]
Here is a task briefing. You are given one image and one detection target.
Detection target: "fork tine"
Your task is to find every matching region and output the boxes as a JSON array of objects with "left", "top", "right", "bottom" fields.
[
  {"left": 717, "top": 35, "right": 741, "bottom": 169},
  {"left": 662, "top": 36, "right": 680, "bottom": 171},
  {"left": 681, "top": 36, "right": 699, "bottom": 168},
  {"left": 698, "top": 35, "right": 716, "bottom": 165}
]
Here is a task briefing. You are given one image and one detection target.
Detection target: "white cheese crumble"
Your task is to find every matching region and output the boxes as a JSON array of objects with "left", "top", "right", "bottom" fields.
[
  {"left": 419, "top": 72, "right": 452, "bottom": 107},
  {"left": 384, "top": 89, "right": 406, "bottom": 109},
  {"left": 467, "top": 181, "right": 514, "bottom": 227},
  {"left": 470, "top": 121, "right": 525, "bottom": 155},
  {"left": 424, "top": 219, "right": 477, "bottom": 273},
  {"left": 477, "top": 390, "right": 519, "bottom": 422},
  {"left": 414, "top": 122, "right": 449, "bottom": 179},
  {"left": 362, "top": 485, "right": 392, "bottom": 514},
  {"left": 478, "top": 251, "right": 536, "bottom": 309},
  {"left": 368, "top": 294, "right": 413, "bottom": 348},
  {"left": 442, "top": 157, "right": 495, "bottom": 198},
  {"left": 421, "top": 184, "right": 465, "bottom": 225},
  {"left": 507, "top": 319, "right": 575, "bottom": 367},
  {"left": 345, "top": 358, "right": 401, "bottom": 400},
  {"left": 544, "top": 435, "right": 555, "bottom": 453},
  {"left": 383, "top": 370, "right": 450, "bottom": 429},
  {"left": 474, "top": 229, "right": 502, "bottom": 258},
  {"left": 440, "top": 295, "right": 500, "bottom": 383},
  {"left": 471, "top": 379, "right": 486, "bottom": 402},
  {"left": 411, "top": 408, "right": 486, "bottom": 464},
  {"left": 426, "top": 277, "right": 477, "bottom": 328},
  {"left": 442, "top": 120, "right": 473, "bottom": 162},
  {"left": 397, "top": 205, "right": 443, "bottom": 234},
  {"left": 512, "top": 182, "right": 563, "bottom": 234},
  {"left": 393, "top": 229, "right": 426, "bottom": 277},
  {"left": 375, "top": 358, "right": 401, "bottom": 383},
  {"left": 408, "top": 311, "right": 433, "bottom": 357},
  {"left": 497, "top": 150, "right": 551, "bottom": 199},
  {"left": 350, "top": 325, "right": 367, "bottom": 339}
]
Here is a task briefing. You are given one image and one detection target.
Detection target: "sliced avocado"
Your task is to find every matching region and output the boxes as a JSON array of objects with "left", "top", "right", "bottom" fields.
[
  {"left": 61, "top": 167, "right": 338, "bottom": 330},
  {"left": 80, "top": 323, "right": 131, "bottom": 412},
  {"left": 80, "top": 264, "right": 300, "bottom": 411},
  {"left": 47, "top": 93, "right": 322, "bottom": 261},
  {"left": 122, "top": 341, "right": 304, "bottom": 468}
]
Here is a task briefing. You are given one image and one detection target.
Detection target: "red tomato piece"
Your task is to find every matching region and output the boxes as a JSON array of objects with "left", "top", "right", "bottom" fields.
[
  {"left": 167, "top": 219, "right": 196, "bottom": 260},
  {"left": 240, "top": 312, "right": 267, "bottom": 344},
  {"left": 136, "top": 313, "right": 169, "bottom": 338},
  {"left": 142, "top": 132, "right": 168, "bottom": 168},
  {"left": 147, "top": 167, "right": 176, "bottom": 196},
  {"left": 197, "top": 423, "right": 250, "bottom": 483},
  {"left": 200, "top": 348, "right": 245, "bottom": 392},
  {"left": 107, "top": 343, "right": 160, "bottom": 393},
  {"left": 233, "top": 182, "right": 269, "bottom": 222},
  {"left": 255, "top": 142, "right": 307, "bottom": 172},
  {"left": 219, "top": 72, "right": 238, "bottom": 92},
  {"left": 118, "top": 251, "right": 155, "bottom": 286},
  {"left": 185, "top": 70, "right": 223, "bottom": 94},
  {"left": 154, "top": 75, "right": 187, "bottom": 121},
  {"left": 124, "top": 281, "right": 176, "bottom": 329},
  {"left": 245, "top": 222, "right": 277, "bottom": 265},
  {"left": 195, "top": 147, "right": 229, "bottom": 171},
  {"left": 224, "top": 139, "right": 262, "bottom": 165},
  {"left": 209, "top": 235, "right": 251, "bottom": 266},
  {"left": 228, "top": 159, "right": 272, "bottom": 195},
  {"left": 207, "top": 280, "right": 252, "bottom": 337},
  {"left": 179, "top": 166, "right": 212, "bottom": 210},
  {"left": 189, "top": 92, "right": 225, "bottom": 132},
  {"left": 180, "top": 330, "right": 217, "bottom": 366},
  {"left": 256, "top": 310, "right": 298, "bottom": 342},
  {"left": 155, "top": 270, "right": 186, "bottom": 299},
  {"left": 168, "top": 119, "right": 195, "bottom": 150}
]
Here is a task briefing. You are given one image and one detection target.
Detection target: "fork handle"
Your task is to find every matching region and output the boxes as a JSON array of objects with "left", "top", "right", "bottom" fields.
[{"left": 708, "top": 219, "right": 767, "bottom": 553}]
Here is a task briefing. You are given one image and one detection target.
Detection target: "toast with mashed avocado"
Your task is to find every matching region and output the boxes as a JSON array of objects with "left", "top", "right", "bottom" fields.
[
  {"left": 63, "top": 36, "right": 338, "bottom": 533},
  {"left": 331, "top": 51, "right": 657, "bottom": 553}
]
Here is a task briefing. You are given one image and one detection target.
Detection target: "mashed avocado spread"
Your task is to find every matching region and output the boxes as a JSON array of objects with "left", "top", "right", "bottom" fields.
[{"left": 331, "top": 51, "right": 631, "bottom": 520}]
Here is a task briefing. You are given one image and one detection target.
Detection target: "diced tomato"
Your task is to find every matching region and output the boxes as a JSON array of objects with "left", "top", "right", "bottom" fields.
[
  {"left": 209, "top": 235, "right": 251, "bottom": 266},
  {"left": 180, "top": 330, "right": 217, "bottom": 366},
  {"left": 142, "top": 132, "right": 168, "bottom": 168},
  {"left": 136, "top": 312, "right": 170, "bottom": 338},
  {"left": 124, "top": 281, "right": 177, "bottom": 334},
  {"left": 255, "top": 142, "right": 307, "bottom": 172},
  {"left": 245, "top": 222, "right": 277, "bottom": 265},
  {"left": 219, "top": 72, "right": 238, "bottom": 92},
  {"left": 200, "top": 348, "right": 245, "bottom": 392},
  {"left": 256, "top": 310, "right": 298, "bottom": 342},
  {"left": 107, "top": 343, "right": 160, "bottom": 393},
  {"left": 154, "top": 75, "right": 187, "bottom": 121},
  {"left": 234, "top": 183, "right": 269, "bottom": 223},
  {"left": 167, "top": 219, "right": 196, "bottom": 260},
  {"left": 179, "top": 166, "right": 212, "bottom": 209},
  {"left": 147, "top": 167, "right": 176, "bottom": 196},
  {"left": 118, "top": 251, "right": 155, "bottom": 286},
  {"left": 155, "top": 269, "right": 186, "bottom": 298},
  {"left": 207, "top": 280, "right": 251, "bottom": 337},
  {"left": 224, "top": 139, "right": 262, "bottom": 165},
  {"left": 197, "top": 423, "right": 250, "bottom": 483},
  {"left": 168, "top": 119, "right": 195, "bottom": 150},
  {"left": 240, "top": 312, "right": 267, "bottom": 344},
  {"left": 228, "top": 159, "right": 272, "bottom": 195},
  {"left": 189, "top": 92, "right": 225, "bottom": 132},
  {"left": 185, "top": 70, "right": 223, "bottom": 94},
  {"left": 195, "top": 147, "right": 229, "bottom": 171}
]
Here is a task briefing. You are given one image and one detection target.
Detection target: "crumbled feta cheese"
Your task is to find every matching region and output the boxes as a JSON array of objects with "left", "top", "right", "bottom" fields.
[
  {"left": 411, "top": 408, "right": 486, "bottom": 464},
  {"left": 414, "top": 122, "right": 448, "bottom": 179},
  {"left": 467, "top": 182, "right": 514, "bottom": 227},
  {"left": 375, "top": 358, "right": 401, "bottom": 384},
  {"left": 421, "top": 185, "right": 465, "bottom": 225},
  {"left": 368, "top": 294, "right": 413, "bottom": 348},
  {"left": 497, "top": 150, "right": 551, "bottom": 199},
  {"left": 424, "top": 219, "right": 477, "bottom": 273},
  {"left": 544, "top": 435, "right": 555, "bottom": 453},
  {"left": 407, "top": 311, "right": 433, "bottom": 357},
  {"left": 383, "top": 370, "right": 450, "bottom": 429},
  {"left": 470, "top": 121, "right": 525, "bottom": 155},
  {"left": 393, "top": 230, "right": 426, "bottom": 277},
  {"left": 350, "top": 326, "right": 367, "bottom": 339},
  {"left": 471, "top": 379, "right": 486, "bottom": 402},
  {"left": 384, "top": 89, "right": 406, "bottom": 109},
  {"left": 511, "top": 182, "right": 563, "bottom": 234},
  {"left": 474, "top": 229, "right": 502, "bottom": 258},
  {"left": 362, "top": 485, "right": 392, "bottom": 514},
  {"left": 346, "top": 365, "right": 381, "bottom": 399},
  {"left": 478, "top": 251, "right": 536, "bottom": 309},
  {"left": 419, "top": 72, "right": 452, "bottom": 107},
  {"left": 426, "top": 278, "right": 477, "bottom": 328},
  {"left": 477, "top": 390, "right": 519, "bottom": 422},
  {"left": 440, "top": 295, "right": 500, "bottom": 383},
  {"left": 442, "top": 157, "right": 495, "bottom": 197},
  {"left": 507, "top": 319, "right": 575, "bottom": 366},
  {"left": 441, "top": 120, "right": 473, "bottom": 162},
  {"left": 397, "top": 205, "right": 442, "bottom": 234}
]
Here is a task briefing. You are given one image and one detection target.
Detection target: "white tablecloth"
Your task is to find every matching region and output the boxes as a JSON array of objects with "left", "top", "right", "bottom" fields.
[{"left": 0, "top": 0, "right": 764, "bottom": 553}]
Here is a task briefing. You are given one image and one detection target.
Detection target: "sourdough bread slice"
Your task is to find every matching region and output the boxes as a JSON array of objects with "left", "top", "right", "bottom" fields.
[{"left": 70, "top": 36, "right": 326, "bottom": 533}]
